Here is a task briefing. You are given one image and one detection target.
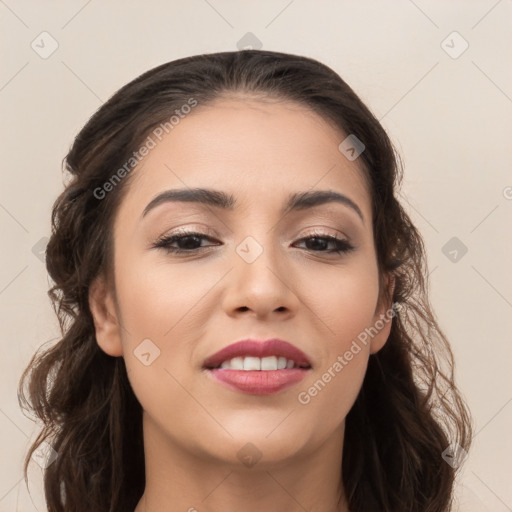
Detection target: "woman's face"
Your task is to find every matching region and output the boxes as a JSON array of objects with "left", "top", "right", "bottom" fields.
[{"left": 91, "top": 96, "right": 393, "bottom": 468}]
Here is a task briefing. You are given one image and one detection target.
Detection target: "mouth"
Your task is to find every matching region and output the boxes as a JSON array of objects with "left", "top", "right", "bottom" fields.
[
  {"left": 205, "top": 355, "right": 311, "bottom": 371},
  {"left": 203, "top": 338, "right": 312, "bottom": 395}
]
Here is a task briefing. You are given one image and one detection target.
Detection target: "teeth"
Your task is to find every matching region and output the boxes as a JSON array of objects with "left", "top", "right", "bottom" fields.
[
  {"left": 277, "top": 356, "right": 287, "bottom": 370},
  {"left": 244, "top": 357, "right": 261, "bottom": 371},
  {"left": 218, "top": 355, "right": 301, "bottom": 370}
]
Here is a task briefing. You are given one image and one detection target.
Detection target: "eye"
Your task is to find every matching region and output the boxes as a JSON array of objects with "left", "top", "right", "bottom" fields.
[
  {"left": 152, "top": 229, "right": 355, "bottom": 256},
  {"left": 152, "top": 230, "right": 219, "bottom": 255},
  {"left": 292, "top": 231, "right": 355, "bottom": 255}
]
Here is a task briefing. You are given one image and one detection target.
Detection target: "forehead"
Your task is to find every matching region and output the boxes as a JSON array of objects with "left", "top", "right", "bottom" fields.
[{"left": 117, "top": 97, "right": 371, "bottom": 222}]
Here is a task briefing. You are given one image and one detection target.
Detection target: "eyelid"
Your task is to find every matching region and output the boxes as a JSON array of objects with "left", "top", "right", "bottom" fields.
[
  {"left": 156, "top": 225, "right": 219, "bottom": 240},
  {"left": 295, "top": 226, "right": 350, "bottom": 240},
  {"left": 151, "top": 226, "right": 356, "bottom": 257},
  {"left": 154, "top": 225, "right": 350, "bottom": 245}
]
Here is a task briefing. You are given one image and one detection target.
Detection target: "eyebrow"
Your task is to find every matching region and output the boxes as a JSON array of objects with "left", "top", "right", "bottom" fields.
[{"left": 141, "top": 187, "right": 364, "bottom": 223}]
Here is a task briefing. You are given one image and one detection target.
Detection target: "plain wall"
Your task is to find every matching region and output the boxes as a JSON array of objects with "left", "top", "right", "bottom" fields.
[{"left": 1, "top": 1, "right": 511, "bottom": 510}]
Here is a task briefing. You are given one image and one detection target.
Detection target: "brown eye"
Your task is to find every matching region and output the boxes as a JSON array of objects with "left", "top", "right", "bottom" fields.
[
  {"left": 293, "top": 234, "right": 354, "bottom": 255},
  {"left": 153, "top": 231, "right": 219, "bottom": 254}
]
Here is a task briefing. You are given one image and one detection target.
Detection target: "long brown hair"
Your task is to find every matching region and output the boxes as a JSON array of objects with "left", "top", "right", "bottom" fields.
[{"left": 18, "top": 49, "right": 472, "bottom": 512}]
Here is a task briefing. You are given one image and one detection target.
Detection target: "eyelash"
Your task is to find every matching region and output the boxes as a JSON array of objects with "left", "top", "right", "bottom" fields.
[{"left": 152, "top": 229, "right": 355, "bottom": 256}]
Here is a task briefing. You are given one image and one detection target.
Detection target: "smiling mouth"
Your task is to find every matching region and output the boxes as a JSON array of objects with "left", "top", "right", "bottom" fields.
[
  {"left": 204, "top": 360, "right": 311, "bottom": 395},
  {"left": 205, "top": 355, "right": 311, "bottom": 371},
  {"left": 202, "top": 338, "right": 313, "bottom": 371}
]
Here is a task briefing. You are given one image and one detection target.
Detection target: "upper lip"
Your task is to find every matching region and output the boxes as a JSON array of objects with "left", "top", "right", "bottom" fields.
[{"left": 203, "top": 338, "right": 312, "bottom": 369}]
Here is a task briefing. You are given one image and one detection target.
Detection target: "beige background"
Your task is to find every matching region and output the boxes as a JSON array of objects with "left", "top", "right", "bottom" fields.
[{"left": 1, "top": 1, "right": 511, "bottom": 510}]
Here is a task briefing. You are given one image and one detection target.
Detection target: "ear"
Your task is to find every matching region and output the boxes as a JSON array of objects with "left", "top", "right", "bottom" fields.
[
  {"left": 88, "top": 274, "right": 124, "bottom": 357},
  {"left": 369, "top": 272, "right": 396, "bottom": 355}
]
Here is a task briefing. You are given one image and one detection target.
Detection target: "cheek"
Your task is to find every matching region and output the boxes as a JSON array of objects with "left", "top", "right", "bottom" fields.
[
  {"left": 296, "top": 255, "right": 379, "bottom": 417},
  {"left": 113, "top": 253, "right": 218, "bottom": 394},
  {"left": 113, "top": 252, "right": 212, "bottom": 338},
  {"left": 296, "top": 296, "right": 376, "bottom": 436},
  {"left": 306, "top": 252, "right": 381, "bottom": 343},
  {"left": 114, "top": 256, "right": 211, "bottom": 441}
]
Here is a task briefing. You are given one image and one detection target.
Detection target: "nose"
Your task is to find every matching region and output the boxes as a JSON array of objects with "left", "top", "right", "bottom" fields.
[{"left": 221, "top": 237, "right": 300, "bottom": 320}]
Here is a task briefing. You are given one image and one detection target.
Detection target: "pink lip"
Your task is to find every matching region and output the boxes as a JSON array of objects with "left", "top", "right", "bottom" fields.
[
  {"left": 207, "top": 368, "right": 309, "bottom": 395},
  {"left": 202, "top": 338, "right": 312, "bottom": 369},
  {"left": 203, "top": 338, "right": 312, "bottom": 396}
]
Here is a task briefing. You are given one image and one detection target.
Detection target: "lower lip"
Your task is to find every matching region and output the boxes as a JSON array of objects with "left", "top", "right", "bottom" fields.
[{"left": 206, "top": 368, "right": 309, "bottom": 395}]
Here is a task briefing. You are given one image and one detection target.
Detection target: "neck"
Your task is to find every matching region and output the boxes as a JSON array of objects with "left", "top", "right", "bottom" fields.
[{"left": 134, "top": 413, "right": 349, "bottom": 512}]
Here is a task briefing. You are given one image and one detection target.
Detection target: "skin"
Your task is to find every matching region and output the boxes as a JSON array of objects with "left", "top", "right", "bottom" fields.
[{"left": 89, "top": 95, "right": 394, "bottom": 512}]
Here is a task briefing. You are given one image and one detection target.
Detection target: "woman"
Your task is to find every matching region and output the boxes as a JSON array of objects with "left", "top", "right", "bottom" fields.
[{"left": 18, "top": 49, "right": 472, "bottom": 512}]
